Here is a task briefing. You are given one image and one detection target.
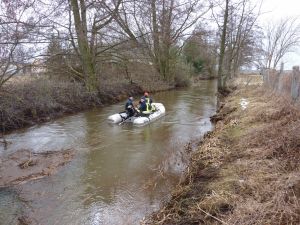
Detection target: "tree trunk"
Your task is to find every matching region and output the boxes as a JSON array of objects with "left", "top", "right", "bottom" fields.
[
  {"left": 217, "top": 0, "right": 229, "bottom": 93},
  {"left": 70, "top": 0, "right": 96, "bottom": 92}
]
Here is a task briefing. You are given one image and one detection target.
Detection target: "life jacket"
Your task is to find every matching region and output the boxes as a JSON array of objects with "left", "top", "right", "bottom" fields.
[
  {"left": 144, "top": 97, "right": 152, "bottom": 113},
  {"left": 137, "top": 101, "right": 151, "bottom": 114}
]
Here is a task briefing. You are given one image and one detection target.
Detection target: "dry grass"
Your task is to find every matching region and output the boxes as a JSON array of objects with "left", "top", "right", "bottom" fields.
[
  {"left": 234, "top": 74, "right": 263, "bottom": 87},
  {"left": 0, "top": 77, "right": 145, "bottom": 132},
  {"left": 145, "top": 86, "right": 300, "bottom": 225},
  {"left": 263, "top": 69, "right": 297, "bottom": 99}
]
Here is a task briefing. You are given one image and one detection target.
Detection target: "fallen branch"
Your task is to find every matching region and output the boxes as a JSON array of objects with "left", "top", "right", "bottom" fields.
[{"left": 196, "top": 204, "right": 228, "bottom": 224}]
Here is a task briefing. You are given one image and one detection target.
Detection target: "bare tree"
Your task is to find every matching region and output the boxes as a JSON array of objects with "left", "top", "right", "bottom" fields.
[
  {"left": 217, "top": 0, "right": 229, "bottom": 92},
  {"left": 0, "top": 0, "right": 70, "bottom": 88},
  {"left": 211, "top": 0, "right": 262, "bottom": 92},
  {"left": 113, "top": 0, "right": 211, "bottom": 81},
  {"left": 0, "top": 0, "right": 35, "bottom": 88},
  {"left": 263, "top": 17, "right": 300, "bottom": 69},
  {"left": 67, "top": 0, "right": 122, "bottom": 91},
  {"left": 226, "top": 0, "right": 262, "bottom": 77}
]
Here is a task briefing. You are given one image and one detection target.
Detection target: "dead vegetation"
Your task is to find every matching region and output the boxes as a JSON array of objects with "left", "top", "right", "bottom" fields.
[
  {"left": 0, "top": 77, "right": 145, "bottom": 132},
  {"left": 144, "top": 86, "right": 300, "bottom": 225}
]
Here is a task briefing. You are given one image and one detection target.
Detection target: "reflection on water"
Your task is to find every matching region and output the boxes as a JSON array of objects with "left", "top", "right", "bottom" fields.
[{"left": 0, "top": 80, "right": 217, "bottom": 225}]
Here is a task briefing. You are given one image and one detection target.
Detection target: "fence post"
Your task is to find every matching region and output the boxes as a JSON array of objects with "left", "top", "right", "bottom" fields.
[
  {"left": 277, "top": 63, "right": 284, "bottom": 91},
  {"left": 280, "top": 62, "right": 284, "bottom": 73},
  {"left": 262, "top": 69, "right": 269, "bottom": 87},
  {"left": 291, "top": 66, "right": 300, "bottom": 101}
]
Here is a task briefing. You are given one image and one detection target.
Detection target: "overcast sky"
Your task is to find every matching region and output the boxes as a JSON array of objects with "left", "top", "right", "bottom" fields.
[
  {"left": 259, "top": 0, "right": 300, "bottom": 20},
  {"left": 259, "top": 0, "right": 300, "bottom": 69}
]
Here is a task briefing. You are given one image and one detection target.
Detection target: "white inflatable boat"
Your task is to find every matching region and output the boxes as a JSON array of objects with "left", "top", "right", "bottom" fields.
[{"left": 107, "top": 103, "right": 165, "bottom": 126}]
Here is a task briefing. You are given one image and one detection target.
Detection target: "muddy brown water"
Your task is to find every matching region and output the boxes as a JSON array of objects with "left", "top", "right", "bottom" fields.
[{"left": 0, "top": 80, "right": 217, "bottom": 225}]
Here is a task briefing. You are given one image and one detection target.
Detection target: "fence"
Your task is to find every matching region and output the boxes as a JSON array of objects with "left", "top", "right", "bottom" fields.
[{"left": 262, "top": 66, "right": 300, "bottom": 101}]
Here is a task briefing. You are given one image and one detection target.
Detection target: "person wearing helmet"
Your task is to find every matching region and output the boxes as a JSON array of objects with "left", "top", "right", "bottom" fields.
[
  {"left": 125, "top": 96, "right": 136, "bottom": 117},
  {"left": 142, "top": 92, "right": 153, "bottom": 105}
]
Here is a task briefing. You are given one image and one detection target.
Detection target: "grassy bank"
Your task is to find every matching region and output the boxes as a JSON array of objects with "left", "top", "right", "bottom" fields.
[
  {"left": 145, "top": 84, "right": 300, "bottom": 224},
  {"left": 0, "top": 75, "right": 172, "bottom": 133}
]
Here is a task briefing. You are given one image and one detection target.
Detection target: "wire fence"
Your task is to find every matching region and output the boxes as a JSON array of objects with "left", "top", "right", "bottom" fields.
[{"left": 262, "top": 66, "right": 300, "bottom": 101}]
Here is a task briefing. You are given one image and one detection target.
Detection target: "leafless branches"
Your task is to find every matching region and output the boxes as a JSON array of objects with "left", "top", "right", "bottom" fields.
[
  {"left": 0, "top": 0, "right": 67, "bottom": 89},
  {"left": 211, "top": 0, "right": 262, "bottom": 92},
  {"left": 263, "top": 17, "right": 300, "bottom": 69},
  {"left": 114, "top": 0, "right": 212, "bottom": 80}
]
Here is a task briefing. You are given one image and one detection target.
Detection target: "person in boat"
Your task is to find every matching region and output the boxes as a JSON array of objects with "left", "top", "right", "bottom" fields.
[
  {"left": 141, "top": 92, "right": 155, "bottom": 112},
  {"left": 125, "top": 96, "right": 136, "bottom": 117},
  {"left": 141, "top": 92, "right": 152, "bottom": 104},
  {"left": 136, "top": 98, "right": 151, "bottom": 116}
]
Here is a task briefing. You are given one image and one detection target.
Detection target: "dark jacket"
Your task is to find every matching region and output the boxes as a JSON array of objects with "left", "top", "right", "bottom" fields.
[
  {"left": 125, "top": 99, "right": 134, "bottom": 110},
  {"left": 125, "top": 98, "right": 135, "bottom": 117},
  {"left": 138, "top": 101, "right": 147, "bottom": 112}
]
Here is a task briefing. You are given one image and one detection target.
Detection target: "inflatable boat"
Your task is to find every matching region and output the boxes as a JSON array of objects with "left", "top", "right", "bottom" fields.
[{"left": 107, "top": 103, "right": 165, "bottom": 126}]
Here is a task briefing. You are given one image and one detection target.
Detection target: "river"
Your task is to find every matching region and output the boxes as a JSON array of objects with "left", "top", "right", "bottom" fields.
[{"left": 0, "top": 80, "right": 217, "bottom": 225}]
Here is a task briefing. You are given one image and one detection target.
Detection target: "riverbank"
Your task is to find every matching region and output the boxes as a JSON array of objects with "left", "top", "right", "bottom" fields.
[
  {"left": 0, "top": 76, "right": 173, "bottom": 133},
  {"left": 145, "top": 84, "right": 300, "bottom": 224}
]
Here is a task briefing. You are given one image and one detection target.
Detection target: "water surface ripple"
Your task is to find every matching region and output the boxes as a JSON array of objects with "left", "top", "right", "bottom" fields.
[{"left": 0, "top": 80, "right": 217, "bottom": 225}]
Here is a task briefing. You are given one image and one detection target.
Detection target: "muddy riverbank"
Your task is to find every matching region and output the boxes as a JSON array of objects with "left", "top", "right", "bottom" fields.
[
  {"left": 0, "top": 77, "right": 174, "bottom": 133},
  {"left": 0, "top": 149, "right": 74, "bottom": 188},
  {"left": 145, "top": 85, "right": 300, "bottom": 224}
]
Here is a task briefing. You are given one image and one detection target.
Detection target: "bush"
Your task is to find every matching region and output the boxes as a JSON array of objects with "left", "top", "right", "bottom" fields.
[{"left": 173, "top": 63, "right": 191, "bottom": 87}]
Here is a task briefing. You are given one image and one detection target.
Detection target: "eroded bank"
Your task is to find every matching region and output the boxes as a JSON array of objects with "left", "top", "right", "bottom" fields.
[{"left": 145, "top": 85, "right": 300, "bottom": 225}]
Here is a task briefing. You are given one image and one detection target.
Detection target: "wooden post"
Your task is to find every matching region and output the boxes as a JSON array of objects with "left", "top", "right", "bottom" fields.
[{"left": 291, "top": 66, "right": 300, "bottom": 101}]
